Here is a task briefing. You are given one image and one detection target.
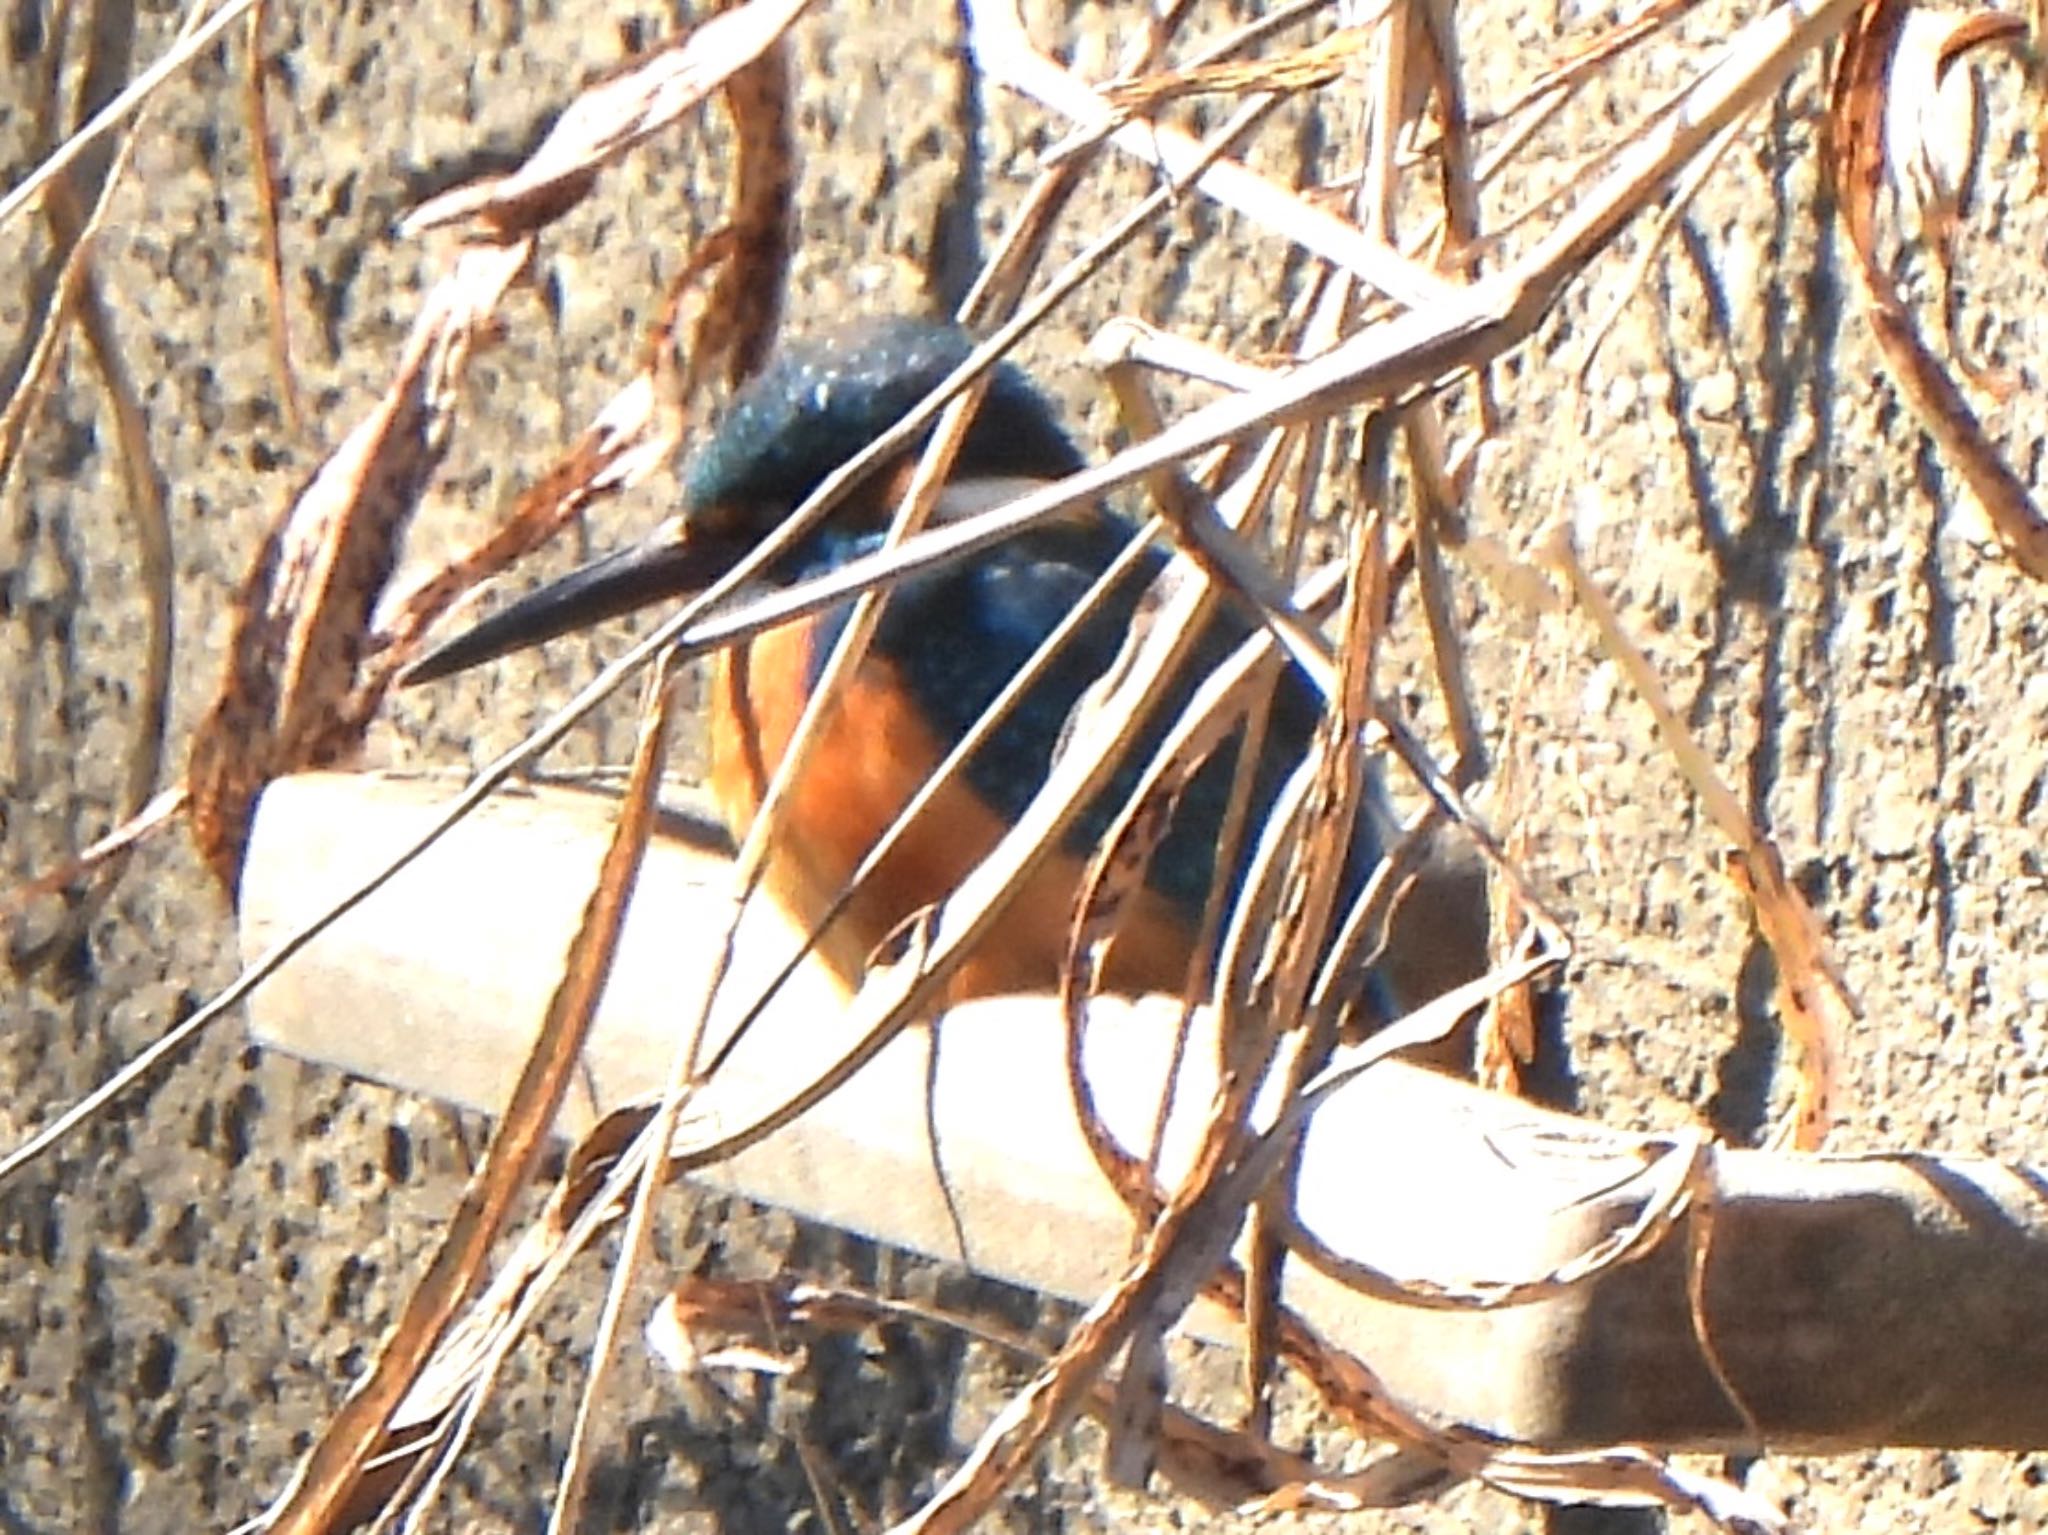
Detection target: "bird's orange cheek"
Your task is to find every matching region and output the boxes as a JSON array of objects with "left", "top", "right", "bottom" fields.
[{"left": 709, "top": 628, "right": 999, "bottom": 984}]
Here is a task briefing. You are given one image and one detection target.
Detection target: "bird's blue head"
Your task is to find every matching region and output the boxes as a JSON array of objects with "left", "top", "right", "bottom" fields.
[{"left": 403, "top": 315, "right": 1086, "bottom": 685}]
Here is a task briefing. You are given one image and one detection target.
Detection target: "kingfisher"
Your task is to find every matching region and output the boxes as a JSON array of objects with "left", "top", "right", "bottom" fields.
[{"left": 404, "top": 315, "right": 1483, "bottom": 1020}]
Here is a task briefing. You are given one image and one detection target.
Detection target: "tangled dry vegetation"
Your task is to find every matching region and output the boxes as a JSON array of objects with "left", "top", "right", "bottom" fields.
[{"left": 1, "top": 0, "right": 2044, "bottom": 1529}]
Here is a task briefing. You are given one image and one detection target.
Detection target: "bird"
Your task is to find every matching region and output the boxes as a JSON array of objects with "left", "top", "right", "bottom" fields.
[{"left": 403, "top": 315, "right": 1484, "bottom": 1020}]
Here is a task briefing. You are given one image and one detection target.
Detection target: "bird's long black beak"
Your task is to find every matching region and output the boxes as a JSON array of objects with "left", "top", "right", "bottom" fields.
[{"left": 399, "top": 518, "right": 748, "bottom": 686}]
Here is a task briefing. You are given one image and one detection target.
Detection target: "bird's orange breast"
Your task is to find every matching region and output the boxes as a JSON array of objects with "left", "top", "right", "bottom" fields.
[{"left": 709, "top": 618, "right": 1202, "bottom": 1001}]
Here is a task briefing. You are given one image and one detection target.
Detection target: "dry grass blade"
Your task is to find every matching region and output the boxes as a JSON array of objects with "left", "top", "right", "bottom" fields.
[
  {"left": 1510, "top": 0, "right": 1863, "bottom": 280},
  {"left": 357, "top": 1104, "right": 658, "bottom": 1533},
  {"left": 1244, "top": 1418, "right": 1770, "bottom": 1526},
  {"left": 1472, "top": 613, "right": 1555, "bottom": 1092},
  {"left": 402, "top": 0, "right": 812, "bottom": 239},
  {"left": 1251, "top": 1291, "right": 1465, "bottom": 1486},
  {"left": 1240, "top": 433, "right": 1393, "bottom": 1433},
  {"left": 1357, "top": 0, "right": 1425, "bottom": 242},
  {"left": 1268, "top": 462, "right": 1391, "bottom": 1028},
  {"left": 0, "top": 23, "right": 181, "bottom": 967},
  {"left": 1411, "top": 0, "right": 1484, "bottom": 308},
  {"left": 0, "top": 0, "right": 257, "bottom": 231},
  {"left": 969, "top": 0, "right": 1450, "bottom": 309},
  {"left": 1545, "top": 526, "right": 1850, "bottom": 1148},
  {"left": 1683, "top": 1157, "right": 1761, "bottom": 1445},
  {"left": 1060, "top": 634, "right": 1295, "bottom": 1211},
  {"left": 1474, "top": 833, "right": 1539, "bottom": 1090},
  {"left": 267, "top": 661, "right": 677, "bottom": 1535},
  {"left": 1476, "top": 0, "right": 1701, "bottom": 133},
  {"left": 1089, "top": 317, "right": 1281, "bottom": 393},
  {"left": 905, "top": 949, "right": 1561, "bottom": 1535},
  {"left": 1827, "top": 0, "right": 2048, "bottom": 579},
  {"left": 550, "top": 666, "right": 690, "bottom": 1535},
  {"left": 1060, "top": 0, "right": 1357, "bottom": 140},
  {"left": 1402, "top": 409, "right": 1483, "bottom": 764},
  {"left": 1573, "top": 112, "right": 1749, "bottom": 389},
  {"left": 1059, "top": 609, "right": 1290, "bottom": 1087}
]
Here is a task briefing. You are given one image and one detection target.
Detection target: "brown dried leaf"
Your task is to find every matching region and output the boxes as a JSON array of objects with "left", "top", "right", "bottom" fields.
[
  {"left": 1828, "top": 0, "right": 2048, "bottom": 578},
  {"left": 1102, "top": 25, "right": 1371, "bottom": 112},
  {"left": 188, "top": 239, "right": 529, "bottom": 893},
  {"left": 401, "top": 0, "right": 812, "bottom": 240},
  {"left": 1723, "top": 847, "right": 1851, "bottom": 1150},
  {"left": 1474, "top": 891, "right": 1537, "bottom": 1089},
  {"left": 1883, "top": 8, "right": 2026, "bottom": 395},
  {"left": 369, "top": 231, "right": 741, "bottom": 682},
  {"left": 1063, "top": 779, "right": 1180, "bottom": 1006},
  {"left": 706, "top": 30, "right": 795, "bottom": 387},
  {"left": 646, "top": 1282, "right": 805, "bottom": 1379},
  {"left": 1883, "top": 10, "right": 2022, "bottom": 244}
]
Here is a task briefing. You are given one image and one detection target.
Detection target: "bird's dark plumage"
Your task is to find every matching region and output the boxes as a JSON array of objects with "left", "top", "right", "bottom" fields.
[{"left": 406, "top": 315, "right": 1483, "bottom": 1015}]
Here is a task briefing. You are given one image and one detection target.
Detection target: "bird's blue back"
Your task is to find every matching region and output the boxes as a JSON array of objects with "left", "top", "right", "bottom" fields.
[{"left": 784, "top": 518, "right": 1358, "bottom": 930}]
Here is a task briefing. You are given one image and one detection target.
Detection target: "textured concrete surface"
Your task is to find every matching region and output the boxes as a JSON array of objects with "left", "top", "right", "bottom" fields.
[{"left": 2, "top": 0, "right": 2046, "bottom": 1530}]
